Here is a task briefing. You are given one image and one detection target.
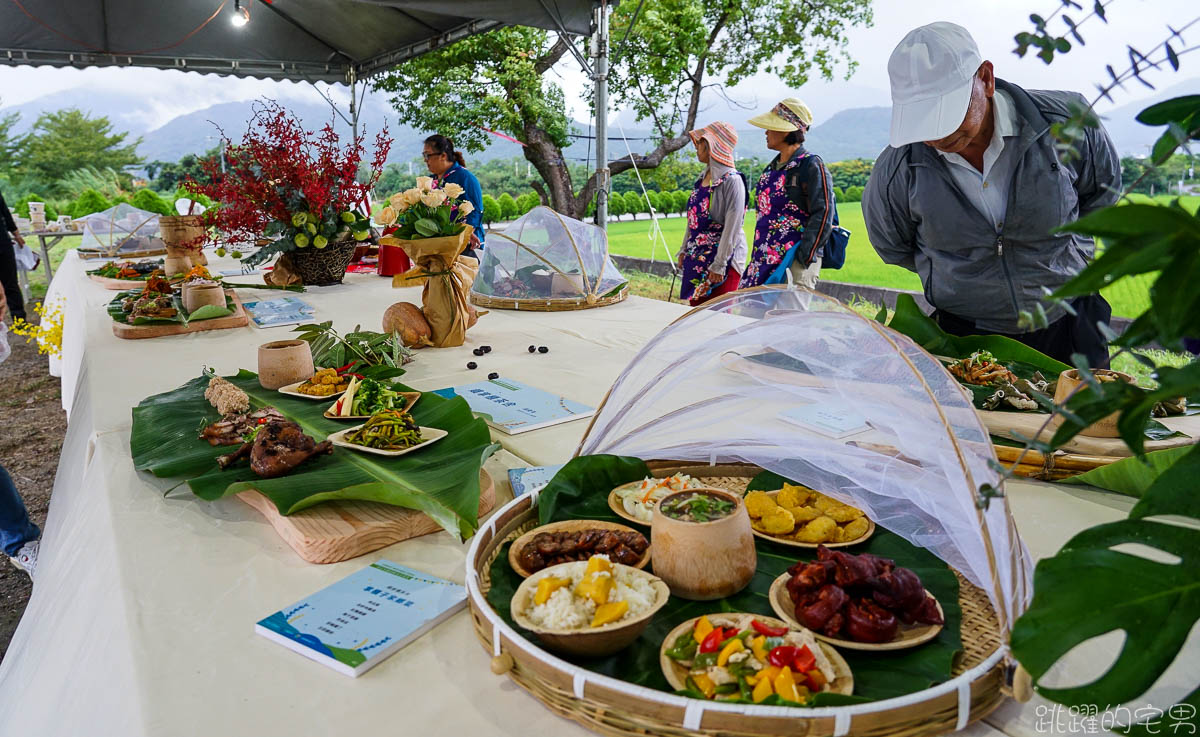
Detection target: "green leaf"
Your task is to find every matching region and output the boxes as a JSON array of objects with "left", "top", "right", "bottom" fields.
[
  {"left": 495, "top": 462, "right": 963, "bottom": 703},
  {"left": 886, "top": 294, "right": 1070, "bottom": 376},
  {"left": 414, "top": 217, "right": 440, "bottom": 237},
  {"left": 1135, "top": 94, "right": 1200, "bottom": 125},
  {"left": 130, "top": 370, "right": 494, "bottom": 540},
  {"left": 1129, "top": 444, "right": 1200, "bottom": 520},
  {"left": 1011, "top": 475, "right": 1199, "bottom": 708},
  {"left": 1057, "top": 203, "right": 1200, "bottom": 240},
  {"left": 1060, "top": 445, "right": 1196, "bottom": 497}
]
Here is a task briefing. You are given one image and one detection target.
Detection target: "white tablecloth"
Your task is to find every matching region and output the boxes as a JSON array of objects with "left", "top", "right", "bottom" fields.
[{"left": 5, "top": 251, "right": 1195, "bottom": 736}]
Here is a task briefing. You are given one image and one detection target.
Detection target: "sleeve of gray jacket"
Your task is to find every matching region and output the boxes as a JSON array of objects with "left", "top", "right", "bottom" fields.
[
  {"left": 863, "top": 148, "right": 919, "bottom": 272},
  {"left": 795, "top": 157, "right": 834, "bottom": 266},
  {"left": 707, "top": 175, "right": 746, "bottom": 277},
  {"left": 1075, "top": 115, "right": 1122, "bottom": 218}
]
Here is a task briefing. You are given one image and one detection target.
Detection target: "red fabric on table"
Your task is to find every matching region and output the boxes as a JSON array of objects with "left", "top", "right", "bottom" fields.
[{"left": 688, "top": 269, "right": 740, "bottom": 306}]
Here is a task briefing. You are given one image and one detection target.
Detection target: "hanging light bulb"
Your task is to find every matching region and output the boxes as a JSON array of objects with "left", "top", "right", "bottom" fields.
[{"left": 231, "top": 0, "right": 250, "bottom": 27}]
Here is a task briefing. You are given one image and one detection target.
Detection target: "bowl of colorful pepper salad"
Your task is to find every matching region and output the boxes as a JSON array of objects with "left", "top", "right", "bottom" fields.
[
  {"left": 324, "top": 376, "right": 420, "bottom": 420},
  {"left": 326, "top": 409, "right": 447, "bottom": 457},
  {"left": 511, "top": 554, "right": 670, "bottom": 657},
  {"left": 659, "top": 613, "right": 853, "bottom": 704}
]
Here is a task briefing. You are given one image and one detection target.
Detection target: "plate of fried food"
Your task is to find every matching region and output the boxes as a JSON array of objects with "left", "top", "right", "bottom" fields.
[{"left": 745, "top": 483, "right": 874, "bottom": 549}]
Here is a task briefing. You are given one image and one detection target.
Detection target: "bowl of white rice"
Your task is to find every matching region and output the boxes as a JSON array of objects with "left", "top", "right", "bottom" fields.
[{"left": 511, "top": 557, "right": 670, "bottom": 657}]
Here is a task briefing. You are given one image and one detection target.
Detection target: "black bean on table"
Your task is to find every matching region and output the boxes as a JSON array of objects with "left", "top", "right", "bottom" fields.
[{"left": 467, "top": 362, "right": 477, "bottom": 370}]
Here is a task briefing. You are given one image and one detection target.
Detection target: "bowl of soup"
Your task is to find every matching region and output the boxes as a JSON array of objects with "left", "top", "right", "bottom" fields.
[{"left": 650, "top": 488, "right": 756, "bottom": 600}]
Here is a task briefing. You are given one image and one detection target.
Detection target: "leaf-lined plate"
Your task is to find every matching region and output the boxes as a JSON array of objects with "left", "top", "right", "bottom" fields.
[
  {"left": 107, "top": 288, "right": 234, "bottom": 325},
  {"left": 278, "top": 380, "right": 347, "bottom": 401},
  {"left": 748, "top": 490, "right": 875, "bottom": 550},
  {"left": 130, "top": 370, "right": 497, "bottom": 540},
  {"left": 327, "top": 425, "right": 447, "bottom": 457}
]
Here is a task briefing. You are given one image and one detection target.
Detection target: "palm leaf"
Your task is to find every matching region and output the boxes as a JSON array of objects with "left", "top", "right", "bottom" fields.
[
  {"left": 130, "top": 370, "right": 497, "bottom": 540},
  {"left": 108, "top": 289, "right": 234, "bottom": 325}
]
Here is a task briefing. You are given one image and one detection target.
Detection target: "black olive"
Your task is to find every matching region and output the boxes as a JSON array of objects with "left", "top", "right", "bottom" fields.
[
  {"left": 472, "top": 348, "right": 484, "bottom": 356},
  {"left": 528, "top": 345, "right": 536, "bottom": 353},
  {"left": 488, "top": 372, "right": 499, "bottom": 380},
  {"left": 538, "top": 346, "right": 549, "bottom": 354},
  {"left": 482, "top": 345, "right": 492, "bottom": 353},
  {"left": 467, "top": 362, "right": 477, "bottom": 370}
]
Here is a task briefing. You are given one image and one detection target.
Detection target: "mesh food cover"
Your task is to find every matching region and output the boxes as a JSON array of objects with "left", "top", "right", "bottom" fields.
[
  {"left": 579, "top": 286, "right": 1032, "bottom": 631},
  {"left": 471, "top": 206, "right": 627, "bottom": 307},
  {"left": 76, "top": 204, "right": 165, "bottom": 254}
]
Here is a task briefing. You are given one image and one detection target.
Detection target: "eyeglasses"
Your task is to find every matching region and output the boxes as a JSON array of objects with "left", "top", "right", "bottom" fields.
[{"left": 422, "top": 152, "right": 442, "bottom": 160}]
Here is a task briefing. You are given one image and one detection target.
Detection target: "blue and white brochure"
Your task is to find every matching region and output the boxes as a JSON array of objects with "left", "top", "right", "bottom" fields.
[{"left": 431, "top": 378, "right": 594, "bottom": 435}]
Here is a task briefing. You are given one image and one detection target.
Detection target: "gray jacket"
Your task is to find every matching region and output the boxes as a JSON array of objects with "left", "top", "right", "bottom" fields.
[{"left": 863, "top": 79, "right": 1121, "bottom": 333}]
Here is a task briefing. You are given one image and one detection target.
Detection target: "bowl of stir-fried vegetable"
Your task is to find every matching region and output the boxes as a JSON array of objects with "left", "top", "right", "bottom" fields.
[{"left": 327, "top": 409, "right": 447, "bottom": 456}]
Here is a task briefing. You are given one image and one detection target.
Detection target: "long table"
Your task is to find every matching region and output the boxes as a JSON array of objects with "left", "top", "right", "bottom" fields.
[{"left": 2, "top": 251, "right": 1195, "bottom": 736}]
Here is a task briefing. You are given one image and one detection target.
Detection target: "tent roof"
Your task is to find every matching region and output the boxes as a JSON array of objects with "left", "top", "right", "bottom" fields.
[{"left": 0, "top": 0, "right": 595, "bottom": 84}]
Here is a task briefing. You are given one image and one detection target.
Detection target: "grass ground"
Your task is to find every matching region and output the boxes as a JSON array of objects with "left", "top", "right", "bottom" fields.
[{"left": 607, "top": 195, "right": 1200, "bottom": 319}]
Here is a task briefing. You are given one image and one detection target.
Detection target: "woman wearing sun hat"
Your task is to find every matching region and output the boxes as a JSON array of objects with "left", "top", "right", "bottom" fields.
[
  {"left": 743, "top": 98, "right": 836, "bottom": 289},
  {"left": 675, "top": 122, "right": 748, "bottom": 305}
]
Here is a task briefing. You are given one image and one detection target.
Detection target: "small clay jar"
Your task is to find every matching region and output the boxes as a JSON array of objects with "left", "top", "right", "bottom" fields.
[
  {"left": 650, "top": 488, "right": 756, "bottom": 600},
  {"left": 1051, "top": 368, "right": 1136, "bottom": 438},
  {"left": 163, "top": 254, "right": 191, "bottom": 276},
  {"left": 257, "top": 340, "right": 315, "bottom": 390},
  {"left": 183, "top": 283, "right": 225, "bottom": 313}
]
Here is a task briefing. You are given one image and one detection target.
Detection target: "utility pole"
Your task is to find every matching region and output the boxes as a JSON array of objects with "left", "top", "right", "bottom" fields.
[{"left": 592, "top": 1, "right": 609, "bottom": 229}]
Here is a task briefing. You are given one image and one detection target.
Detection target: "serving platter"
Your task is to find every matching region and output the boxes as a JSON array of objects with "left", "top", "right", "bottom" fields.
[
  {"left": 110, "top": 289, "right": 249, "bottom": 340},
  {"left": 277, "top": 380, "right": 347, "bottom": 401},
  {"left": 768, "top": 572, "right": 944, "bottom": 651},
  {"left": 327, "top": 425, "right": 447, "bottom": 457},
  {"left": 323, "top": 391, "right": 420, "bottom": 420},
  {"left": 607, "top": 479, "right": 716, "bottom": 526},
  {"left": 658, "top": 613, "right": 854, "bottom": 696},
  {"left": 748, "top": 490, "right": 875, "bottom": 550},
  {"left": 506, "top": 519, "right": 651, "bottom": 578}
]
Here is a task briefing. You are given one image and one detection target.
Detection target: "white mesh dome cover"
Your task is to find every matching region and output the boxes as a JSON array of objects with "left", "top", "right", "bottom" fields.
[
  {"left": 472, "top": 206, "right": 626, "bottom": 303},
  {"left": 579, "top": 287, "right": 1032, "bottom": 631},
  {"left": 75, "top": 203, "right": 164, "bottom": 253}
]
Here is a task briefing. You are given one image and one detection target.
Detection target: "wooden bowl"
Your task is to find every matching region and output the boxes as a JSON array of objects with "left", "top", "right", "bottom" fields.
[
  {"left": 257, "top": 340, "right": 315, "bottom": 390},
  {"left": 659, "top": 613, "right": 853, "bottom": 696},
  {"left": 510, "top": 562, "right": 670, "bottom": 658},
  {"left": 748, "top": 490, "right": 875, "bottom": 550},
  {"left": 183, "top": 283, "right": 225, "bottom": 313},
  {"left": 768, "top": 572, "right": 944, "bottom": 651},
  {"left": 507, "top": 520, "right": 651, "bottom": 578},
  {"left": 1052, "top": 368, "right": 1136, "bottom": 438},
  {"left": 650, "top": 488, "right": 756, "bottom": 600}
]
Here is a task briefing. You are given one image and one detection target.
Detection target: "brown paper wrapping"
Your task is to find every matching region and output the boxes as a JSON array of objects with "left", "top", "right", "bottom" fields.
[
  {"left": 383, "top": 227, "right": 480, "bottom": 347},
  {"left": 264, "top": 254, "right": 303, "bottom": 287}
]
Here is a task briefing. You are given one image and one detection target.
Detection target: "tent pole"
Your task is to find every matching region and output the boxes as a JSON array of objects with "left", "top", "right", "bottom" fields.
[
  {"left": 593, "top": 0, "right": 609, "bottom": 229},
  {"left": 349, "top": 67, "right": 360, "bottom": 142}
]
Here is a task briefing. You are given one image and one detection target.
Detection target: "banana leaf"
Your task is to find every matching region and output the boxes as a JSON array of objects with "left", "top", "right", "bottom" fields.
[
  {"left": 107, "top": 289, "right": 233, "bottom": 325},
  {"left": 486, "top": 456, "right": 962, "bottom": 706},
  {"left": 130, "top": 370, "right": 498, "bottom": 540},
  {"left": 1011, "top": 455, "right": 1200, "bottom": 710},
  {"left": 1058, "top": 444, "right": 1196, "bottom": 498}
]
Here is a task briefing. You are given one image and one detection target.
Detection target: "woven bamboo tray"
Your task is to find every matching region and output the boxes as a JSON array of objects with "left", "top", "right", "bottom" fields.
[
  {"left": 466, "top": 462, "right": 1011, "bottom": 737},
  {"left": 469, "top": 285, "right": 628, "bottom": 312}
]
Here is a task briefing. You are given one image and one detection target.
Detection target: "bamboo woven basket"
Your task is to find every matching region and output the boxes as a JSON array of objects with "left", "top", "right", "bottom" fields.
[
  {"left": 470, "top": 285, "right": 628, "bottom": 312},
  {"left": 467, "top": 462, "right": 1012, "bottom": 737}
]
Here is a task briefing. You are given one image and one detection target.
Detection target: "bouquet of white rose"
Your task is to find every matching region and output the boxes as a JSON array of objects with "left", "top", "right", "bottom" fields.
[
  {"left": 378, "top": 177, "right": 480, "bottom": 348},
  {"left": 378, "top": 177, "right": 474, "bottom": 240}
]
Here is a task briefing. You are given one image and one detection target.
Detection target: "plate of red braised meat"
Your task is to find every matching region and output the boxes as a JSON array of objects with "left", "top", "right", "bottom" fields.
[
  {"left": 768, "top": 545, "right": 945, "bottom": 651},
  {"left": 508, "top": 520, "right": 651, "bottom": 578}
]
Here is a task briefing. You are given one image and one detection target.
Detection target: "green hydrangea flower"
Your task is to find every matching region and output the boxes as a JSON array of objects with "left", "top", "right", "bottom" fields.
[
  {"left": 294, "top": 233, "right": 310, "bottom": 248},
  {"left": 313, "top": 235, "right": 328, "bottom": 249},
  {"left": 291, "top": 212, "right": 308, "bottom": 227},
  {"left": 340, "top": 211, "right": 356, "bottom": 223}
]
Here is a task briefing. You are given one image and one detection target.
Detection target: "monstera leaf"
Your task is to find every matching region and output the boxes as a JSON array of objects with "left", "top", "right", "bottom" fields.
[{"left": 1011, "top": 450, "right": 1200, "bottom": 710}]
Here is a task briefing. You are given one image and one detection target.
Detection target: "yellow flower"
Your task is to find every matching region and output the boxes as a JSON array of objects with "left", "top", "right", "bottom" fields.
[
  {"left": 421, "top": 190, "right": 446, "bottom": 208},
  {"left": 9, "top": 299, "right": 64, "bottom": 359},
  {"left": 458, "top": 200, "right": 475, "bottom": 215},
  {"left": 403, "top": 188, "right": 422, "bottom": 207},
  {"left": 379, "top": 205, "right": 398, "bottom": 225},
  {"left": 442, "top": 182, "right": 465, "bottom": 199},
  {"left": 415, "top": 176, "right": 434, "bottom": 192}
]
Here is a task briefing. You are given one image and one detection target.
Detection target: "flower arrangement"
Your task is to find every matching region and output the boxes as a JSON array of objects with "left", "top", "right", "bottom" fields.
[
  {"left": 377, "top": 177, "right": 473, "bottom": 240},
  {"left": 10, "top": 298, "right": 64, "bottom": 359},
  {"left": 188, "top": 100, "right": 391, "bottom": 267}
]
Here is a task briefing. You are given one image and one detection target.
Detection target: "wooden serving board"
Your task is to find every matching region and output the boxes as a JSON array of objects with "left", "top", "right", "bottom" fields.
[
  {"left": 236, "top": 469, "right": 496, "bottom": 564},
  {"left": 89, "top": 274, "right": 150, "bottom": 290},
  {"left": 111, "top": 290, "right": 249, "bottom": 339},
  {"left": 979, "top": 409, "right": 1197, "bottom": 457},
  {"left": 78, "top": 247, "right": 167, "bottom": 260}
]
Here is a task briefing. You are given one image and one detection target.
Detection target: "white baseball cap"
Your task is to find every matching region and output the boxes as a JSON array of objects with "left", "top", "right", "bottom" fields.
[{"left": 887, "top": 22, "right": 984, "bottom": 147}]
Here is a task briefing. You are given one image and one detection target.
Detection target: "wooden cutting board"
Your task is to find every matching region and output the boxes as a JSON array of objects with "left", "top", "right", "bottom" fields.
[
  {"left": 980, "top": 409, "right": 1197, "bottom": 457},
  {"left": 89, "top": 274, "right": 151, "bottom": 290},
  {"left": 111, "top": 289, "right": 249, "bottom": 339},
  {"left": 236, "top": 469, "right": 496, "bottom": 564}
]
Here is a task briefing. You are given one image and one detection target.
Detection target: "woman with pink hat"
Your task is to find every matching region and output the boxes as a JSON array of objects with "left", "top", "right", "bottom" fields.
[{"left": 675, "top": 121, "right": 748, "bottom": 305}]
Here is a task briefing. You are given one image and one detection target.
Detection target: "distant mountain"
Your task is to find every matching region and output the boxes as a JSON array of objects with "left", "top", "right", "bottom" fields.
[
  {"left": 802, "top": 106, "right": 891, "bottom": 162},
  {"left": 1096, "top": 76, "right": 1200, "bottom": 157}
]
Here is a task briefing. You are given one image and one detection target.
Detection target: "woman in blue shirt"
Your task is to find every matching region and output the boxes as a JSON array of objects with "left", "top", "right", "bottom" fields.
[{"left": 423, "top": 135, "right": 484, "bottom": 260}]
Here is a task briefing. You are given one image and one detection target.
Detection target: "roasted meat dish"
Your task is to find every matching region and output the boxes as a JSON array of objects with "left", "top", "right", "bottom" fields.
[
  {"left": 129, "top": 293, "right": 177, "bottom": 320},
  {"left": 517, "top": 528, "right": 649, "bottom": 574},
  {"left": 200, "top": 408, "right": 286, "bottom": 446},
  {"left": 216, "top": 418, "right": 332, "bottom": 478},
  {"left": 785, "top": 545, "right": 943, "bottom": 643}
]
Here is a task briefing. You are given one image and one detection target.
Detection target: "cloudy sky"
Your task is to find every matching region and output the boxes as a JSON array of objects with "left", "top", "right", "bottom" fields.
[{"left": 0, "top": 0, "right": 1195, "bottom": 132}]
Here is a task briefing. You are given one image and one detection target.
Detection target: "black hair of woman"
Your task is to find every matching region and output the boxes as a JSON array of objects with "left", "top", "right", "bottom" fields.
[
  {"left": 784, "top": 126, "right": 806, "bottom": 146},
  {"left": 424, "top": 134, "right": 466, "bottom": 167}
]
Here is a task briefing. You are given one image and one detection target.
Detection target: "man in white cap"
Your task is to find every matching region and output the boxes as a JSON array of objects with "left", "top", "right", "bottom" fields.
[{"left": 863, "top": 22, "right": 1120, "bottom": 367}]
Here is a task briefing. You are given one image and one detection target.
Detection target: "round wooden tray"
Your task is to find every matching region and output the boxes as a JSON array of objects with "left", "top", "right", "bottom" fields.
[
  {"left": 507, "top": 519, "right": 651, "bottom": 577},
  {"left": 768, "top": 572, "right": 945, "bottom": 651},
  {"left": 659, "top": 613, "right": 854, "bottom": 696},
  {"left": 748, "top": 490, "right": 875, "bottom": 550},
  {"left": 467, "top": 462, "right": 1009, "bottom": 737}
]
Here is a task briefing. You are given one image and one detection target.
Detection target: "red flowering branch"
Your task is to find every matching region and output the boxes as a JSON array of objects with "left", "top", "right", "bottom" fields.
[{"left": 187, "top": 99, "right": 391, "bottom": 263}]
